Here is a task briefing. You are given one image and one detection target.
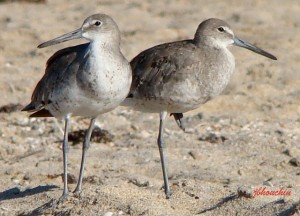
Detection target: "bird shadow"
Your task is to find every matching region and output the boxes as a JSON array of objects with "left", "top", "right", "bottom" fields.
[
  {"left": 197, "top": 193, "right": 300, "bottom": 215},
  {"left": 18, "top": 198, "right": 64, "bottom": 216},
  {"left": 272, "top": 200, "right": 300, "bottom": 216},
  {"left": 198, "top": 193, "right": 238, "bottom": 214},
  {"left": 0, "top": 185, "right": 65, "bottom": 216},
  {"left": 0, "top": 185, "right": 58, "bottom": 201}
]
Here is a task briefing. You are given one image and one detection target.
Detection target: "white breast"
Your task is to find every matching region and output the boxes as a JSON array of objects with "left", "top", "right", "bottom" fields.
[{"left": 50, "top": 42, "right": 131, "bottom": 118}]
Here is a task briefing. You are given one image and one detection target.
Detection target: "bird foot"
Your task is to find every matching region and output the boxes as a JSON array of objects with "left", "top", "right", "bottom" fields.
[
  {"left": 161, "top": 185, "right": 172, "bottom": 199},
  {"left": 165, "top": 190, "right": 173, "bottom": 199},
  {"left": 56, "top": 193, "right": 69, "bottom": 204},
  {"left": 73, "top": 188, "right": 82, "bottom": 198}
]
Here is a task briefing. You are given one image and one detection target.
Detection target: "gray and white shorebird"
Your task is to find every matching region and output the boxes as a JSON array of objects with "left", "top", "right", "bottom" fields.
[
  {"left": 123, "top": 18, "right": 277, "bottom": 198},
  {"left": 22, "top": 14, "right": 132, "bottom": 200}
]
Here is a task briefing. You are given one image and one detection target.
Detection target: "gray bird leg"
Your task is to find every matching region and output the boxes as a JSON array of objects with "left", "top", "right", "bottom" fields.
[
  {"left": 158, "top": 111, "right": 172, "bottom": 198},
  {"left": 59, "top": 115, "right": 70, "bottom": 201},
  {"left": 73, "top": 117, "right": 96, "bottom": 195}
]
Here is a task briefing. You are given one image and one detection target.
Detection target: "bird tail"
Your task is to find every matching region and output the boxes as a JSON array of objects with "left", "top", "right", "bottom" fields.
[{"left": 22, "top": 102, "right": 53, "bottom": 117}]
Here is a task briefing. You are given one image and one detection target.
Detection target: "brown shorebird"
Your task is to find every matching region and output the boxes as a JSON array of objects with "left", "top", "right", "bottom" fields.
[
  {"left": 123, "top": 18, "right": 277, "bottom": 198},
  {"left": 22, "top": 14, "right": 132, "bottom": 200}
]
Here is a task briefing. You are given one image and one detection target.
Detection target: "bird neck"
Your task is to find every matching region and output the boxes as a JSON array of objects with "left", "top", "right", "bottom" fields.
[
  {"left": 194, "top": 36, "right": 228, "bottom": 50},
  {"left": 90, "top": 39, "right": 121, "bottom": 54}
]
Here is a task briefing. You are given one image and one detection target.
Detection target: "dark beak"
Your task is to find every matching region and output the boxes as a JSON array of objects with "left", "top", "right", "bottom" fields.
[
  {"left": 233, "top": 37, "right": 277, "bottom": 60},
  {"left": 38, "top": 28, "right": 82, "bottom": 48}
]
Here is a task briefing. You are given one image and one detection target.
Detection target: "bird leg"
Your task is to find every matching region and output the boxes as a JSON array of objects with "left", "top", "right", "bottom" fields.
[
  {"left": 59, "top": 115, "right": 70, "bottom": 202},
  {"left": 158, "top": 111, "right": 172, "bottom": 198},
  {"left": 171, "top": 113, "right": 185, "bottom": 132},
  {"left": 73, "top": 117, "right": 96, "bottom": 195}
]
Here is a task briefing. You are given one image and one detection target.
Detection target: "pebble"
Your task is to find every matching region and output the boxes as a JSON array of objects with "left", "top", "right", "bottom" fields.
[
  {"left": 237, "top": 186, "right": 253, "bottom": 198},
  {"left": 283, "top": 147, "right": 300, "bottom": 158},
  {"left": 103, "top": 212, "right": 114, "bottom": 216},
  {"left": 263, "top": 181, "right": 274, "bottom": 187},
  {"left": 12, "top": 178, "right": 20, "bottom": 184},
  {"left": 289, "top": 158, "right": 300, "bottom": 167},
  {"left": 188, "top": 150, "right": 201, "bottom": 160}
]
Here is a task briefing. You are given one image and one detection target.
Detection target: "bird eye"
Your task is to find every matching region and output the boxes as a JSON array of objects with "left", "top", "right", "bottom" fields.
[
  {"left": 94, "top": 21, "right": 102, "bottom": 26},
  {"left": 217, "top": 27, "right": 225, "bottom": 32}
]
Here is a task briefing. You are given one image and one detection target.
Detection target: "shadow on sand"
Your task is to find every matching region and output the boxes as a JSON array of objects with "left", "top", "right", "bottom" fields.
[{"left": 0, "top": 185, "right": 58, "bottom": 201}]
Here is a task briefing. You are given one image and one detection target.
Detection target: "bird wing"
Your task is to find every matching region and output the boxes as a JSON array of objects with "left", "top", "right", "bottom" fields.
[
  {"left": 22, "top": 43, "right": 90, "bottom": 117},
  {"left": 129, "top": 40, "right": 199, "bottom": 99}
]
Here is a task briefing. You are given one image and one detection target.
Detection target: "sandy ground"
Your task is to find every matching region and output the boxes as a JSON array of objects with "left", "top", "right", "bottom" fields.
[{"left": 0, "top": 0, "right": 300, "bottom": 215}]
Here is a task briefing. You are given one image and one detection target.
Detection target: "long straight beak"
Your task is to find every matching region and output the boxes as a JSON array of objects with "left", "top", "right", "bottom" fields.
[
  {"left": 233, "top": 37, "right": 277, "bottom": 60},
  {"left": 38, "top": 28, "right": 82, "bottom": 48}
]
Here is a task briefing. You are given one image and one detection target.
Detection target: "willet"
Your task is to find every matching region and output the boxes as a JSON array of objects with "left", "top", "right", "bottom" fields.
[
  {"left": 123, "top": 18, "right": 277, "bottom": 198},
  {"left": 22, "top": 14, "right": 132, "bottom": 200}
]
